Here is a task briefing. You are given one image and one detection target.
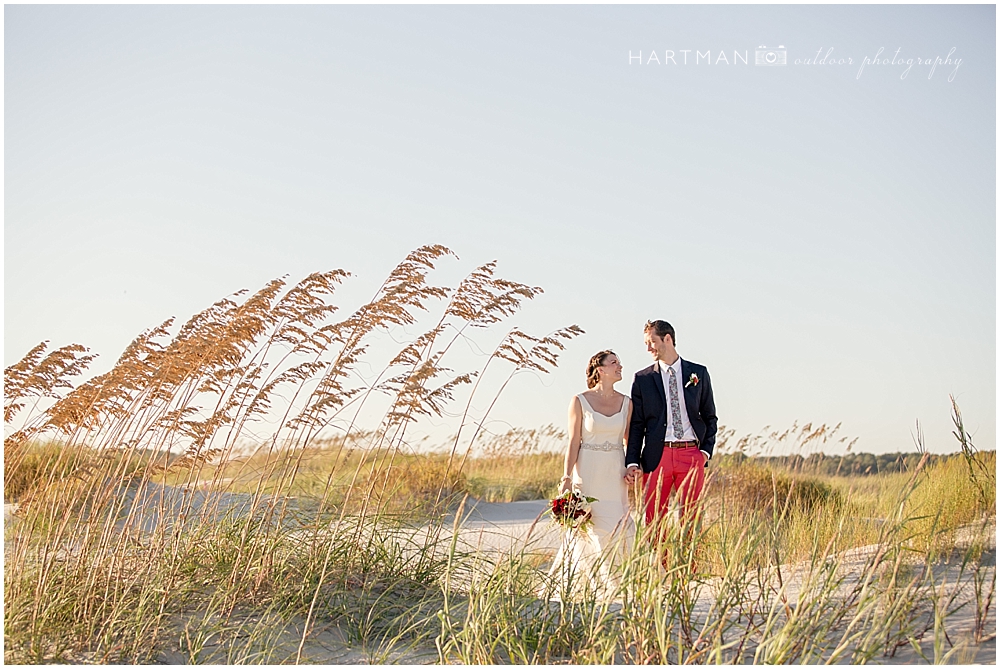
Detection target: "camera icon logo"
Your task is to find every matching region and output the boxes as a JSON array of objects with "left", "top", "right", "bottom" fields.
[{"left": 755, "top": 45, "right": 787, "bottom": 66}]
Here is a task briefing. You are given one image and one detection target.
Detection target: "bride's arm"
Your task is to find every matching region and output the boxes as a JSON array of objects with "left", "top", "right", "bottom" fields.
[
  {"left": 560, "top": 396, "right": 583, "bottom": 493},
  {"left": 623, "top": 400, "right": 633, "bottom": 447}
]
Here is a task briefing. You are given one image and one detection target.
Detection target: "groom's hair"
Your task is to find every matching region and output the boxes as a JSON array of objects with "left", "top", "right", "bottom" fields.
[{"left": 644, "top": 320, "right": 676, "bottom": 345}]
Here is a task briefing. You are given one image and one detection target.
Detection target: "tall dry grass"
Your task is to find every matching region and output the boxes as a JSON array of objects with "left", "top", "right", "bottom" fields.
[
  {"left": 4, "top": 245, "right": 994, "bottom": 663},
  {"left": 4, "top": 246, "right": 583, "bottom": 663}
]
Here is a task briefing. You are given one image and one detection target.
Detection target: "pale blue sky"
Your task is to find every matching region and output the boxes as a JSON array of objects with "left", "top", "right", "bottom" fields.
[{"left": 5, "top": 4, "right": 995, "bottom": 455}]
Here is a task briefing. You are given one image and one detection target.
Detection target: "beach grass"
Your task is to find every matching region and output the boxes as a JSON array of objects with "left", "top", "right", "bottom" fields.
[
  {"left": 4, "top": 245, "right": 995, "bottom": 663},
  {"left": 6, "top": 437, "right": 993, "bottom": 663}
]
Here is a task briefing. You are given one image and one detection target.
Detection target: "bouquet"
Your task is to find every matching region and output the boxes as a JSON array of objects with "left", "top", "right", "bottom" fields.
[{"left": 548, "top": 489, "right": 597, "bottom": 533}]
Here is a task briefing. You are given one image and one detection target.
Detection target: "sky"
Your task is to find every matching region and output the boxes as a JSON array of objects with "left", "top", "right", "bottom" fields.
[{"left": 4, "top": 3, "right": 995, "bottom": 456}]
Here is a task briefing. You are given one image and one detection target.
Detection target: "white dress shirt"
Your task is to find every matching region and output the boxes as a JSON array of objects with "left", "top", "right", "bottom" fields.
[
  {"left": 659, "top": 358, "right": 697, "bottom": 442},
  {"left": 660, "top": 358, "right": 711, "bottom": 461}
]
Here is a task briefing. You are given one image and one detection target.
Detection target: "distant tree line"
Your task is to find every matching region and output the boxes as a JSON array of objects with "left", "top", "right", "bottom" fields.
[{"left": 719, "top": 451, "right": 994, "bottom": 477}]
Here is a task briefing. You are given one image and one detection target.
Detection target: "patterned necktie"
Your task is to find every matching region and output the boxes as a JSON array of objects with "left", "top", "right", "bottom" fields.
[{"left": 668, "top": 366, "right": 684, "bottom": 440}]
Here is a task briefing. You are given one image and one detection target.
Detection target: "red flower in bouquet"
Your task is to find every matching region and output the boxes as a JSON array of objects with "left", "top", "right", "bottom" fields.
[{"left": 548, "top": 490, "right": 597, "bottom": 533}]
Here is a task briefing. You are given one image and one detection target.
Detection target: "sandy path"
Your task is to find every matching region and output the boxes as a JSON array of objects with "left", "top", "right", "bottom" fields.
[{"left": 445, "top": 498, "right": 563, "bottom": 553}]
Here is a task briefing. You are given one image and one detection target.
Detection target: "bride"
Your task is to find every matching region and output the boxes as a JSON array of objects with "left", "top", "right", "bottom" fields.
[{"left": 548, "top": 349, "right": 636, "bottom": 598}]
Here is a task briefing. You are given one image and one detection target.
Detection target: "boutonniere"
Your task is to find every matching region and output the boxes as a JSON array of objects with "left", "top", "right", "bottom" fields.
[{"left": 685, "top": 373, "right": 699, "bottom": 388}]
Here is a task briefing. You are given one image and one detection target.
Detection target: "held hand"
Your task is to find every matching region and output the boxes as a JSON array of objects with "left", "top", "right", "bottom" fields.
[{"left": 624, "top": 467, "right": 640, "bottom": 485}]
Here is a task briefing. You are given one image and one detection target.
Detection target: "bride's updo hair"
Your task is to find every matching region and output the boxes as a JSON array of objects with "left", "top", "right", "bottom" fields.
[{"left": 586, "top": 350, "right": 616, "bottom": 389}]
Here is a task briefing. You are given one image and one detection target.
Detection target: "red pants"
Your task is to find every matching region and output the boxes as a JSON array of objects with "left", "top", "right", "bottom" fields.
[{"left": 643, "top": 446, "right": 706, "bottom": 526}]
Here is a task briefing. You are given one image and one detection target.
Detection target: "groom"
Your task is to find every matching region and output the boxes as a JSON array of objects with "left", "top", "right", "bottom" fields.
[{"left": 624, "top": 320, "right": 718, "bottom": 528}]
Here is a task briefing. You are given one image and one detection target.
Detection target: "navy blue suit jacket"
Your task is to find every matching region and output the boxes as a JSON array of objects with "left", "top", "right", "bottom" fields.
[{"left": 626, "top": 359, "right": 718, "bottom": 473}]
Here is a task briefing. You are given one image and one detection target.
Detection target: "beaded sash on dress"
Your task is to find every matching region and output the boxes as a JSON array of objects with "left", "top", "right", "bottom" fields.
[{"left": 580, "top": 441, "right": 623, "bottom": 452}]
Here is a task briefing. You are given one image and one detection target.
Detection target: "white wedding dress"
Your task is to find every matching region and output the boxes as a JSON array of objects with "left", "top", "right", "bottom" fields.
[{"left": 548, "top": 393, "right": 636, "bottom": 599}]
